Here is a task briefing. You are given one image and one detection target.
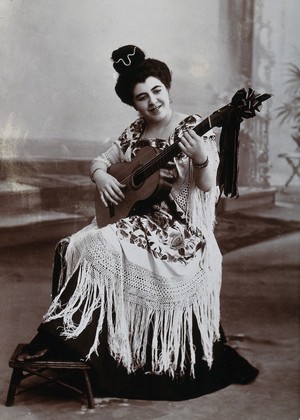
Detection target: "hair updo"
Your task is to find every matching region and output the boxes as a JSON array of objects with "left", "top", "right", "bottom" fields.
[{"left": 111, "top": 45, "right": 172, "bottom": 106}]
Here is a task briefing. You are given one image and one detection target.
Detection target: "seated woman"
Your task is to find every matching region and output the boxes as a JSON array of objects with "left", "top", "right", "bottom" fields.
[{"left": 17, "top": 45, "right": 258, "bottom": 401}]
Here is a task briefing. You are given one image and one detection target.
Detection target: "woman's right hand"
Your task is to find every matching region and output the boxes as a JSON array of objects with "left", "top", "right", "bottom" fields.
[{"left": 93, "top": 170, "right": 126, "bottom": 207}]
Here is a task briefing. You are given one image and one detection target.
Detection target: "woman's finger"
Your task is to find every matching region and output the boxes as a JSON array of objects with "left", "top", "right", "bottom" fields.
[
  {"left": 184, "top": 129, "right": 200, "bottom": 144},
  {"left": 102, "top": 190, "right": 120, "bottom": 206},
  {"left": 100, "top": 192, "right": 108, "bottom": 207},
  {"left": 107, "top": 186, "right": 124, "bottom": 201},
  {"left": 112, "top": 184, "right": 126, "bottom": 199},
  {"left": 116, "top": 180, "right": 126, "bottom": 189}
]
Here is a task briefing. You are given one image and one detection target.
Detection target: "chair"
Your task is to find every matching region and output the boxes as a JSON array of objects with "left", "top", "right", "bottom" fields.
[
  {"left": 278, "top": 152, "right": 300, "bottom": 189},
  {"left": 5, "top": 343, "right": 95, "bottom": 409}
]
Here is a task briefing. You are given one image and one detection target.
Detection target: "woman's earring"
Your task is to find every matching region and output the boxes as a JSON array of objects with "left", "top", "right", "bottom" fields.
[{"left": 169, "top": 96, "right": 173, "bottom": 104}]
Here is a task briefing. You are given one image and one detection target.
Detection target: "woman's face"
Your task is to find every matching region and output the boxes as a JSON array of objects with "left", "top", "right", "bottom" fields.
[{"left": 132, "top": 76, "right": 171, "bottom": 124}]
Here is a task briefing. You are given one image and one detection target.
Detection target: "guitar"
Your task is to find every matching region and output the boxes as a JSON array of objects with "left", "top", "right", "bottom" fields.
[{"left": 95, "top": 88, "right": 271, "bottom": 228}]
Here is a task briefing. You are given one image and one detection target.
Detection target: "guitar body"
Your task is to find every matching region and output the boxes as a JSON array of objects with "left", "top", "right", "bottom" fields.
[{"left": 95, "top": 146, "right": 174, "bottom": 228}]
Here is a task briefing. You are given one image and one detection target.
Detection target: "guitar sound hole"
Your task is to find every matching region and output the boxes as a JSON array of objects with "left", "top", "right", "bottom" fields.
[{"left": 132, "top": 173, "right": 145, "bottom": 189}]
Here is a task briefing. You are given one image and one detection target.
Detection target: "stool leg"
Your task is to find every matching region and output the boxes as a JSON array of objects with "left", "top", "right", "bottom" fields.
[
  {"left": 5, "top": 368, "right": 22, "bottom": 407},
  {"left": 82, "top": 369, "right": 95, "bottom": 409}
]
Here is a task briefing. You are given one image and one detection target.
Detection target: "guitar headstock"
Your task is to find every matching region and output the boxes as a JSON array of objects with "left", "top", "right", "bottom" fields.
[{"left": 231, "top": 87, "right": 272, "bottom": 120}]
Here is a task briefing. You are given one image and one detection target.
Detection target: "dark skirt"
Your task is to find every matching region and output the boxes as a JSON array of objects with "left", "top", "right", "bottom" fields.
[
  {"left": 32, "top": 239, "right": 259, "bottom": 401},
  {"left": 38, "top": 317, "right": 258, "bottom": 400}
]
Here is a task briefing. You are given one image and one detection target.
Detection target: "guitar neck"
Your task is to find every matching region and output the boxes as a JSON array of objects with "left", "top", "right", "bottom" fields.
[
  {"left": 194, "top": 104, "right": 231, "bottom": 137},
  {"left": 137, "top": 103, "right": 231, "bottom": 182}
]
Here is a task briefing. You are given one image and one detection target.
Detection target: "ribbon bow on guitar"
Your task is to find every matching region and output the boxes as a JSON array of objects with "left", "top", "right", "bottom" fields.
[
  {"left": 215, "top": 88, "right": 272, "bottom": 198},
  {"left": 95, "top": 88, "right": 271, "bottom": 228}
]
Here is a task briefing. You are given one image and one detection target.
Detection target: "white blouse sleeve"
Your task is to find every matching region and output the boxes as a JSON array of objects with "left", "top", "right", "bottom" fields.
[{"left": 91, "top": 141, "right": 125, "bottom": 168}]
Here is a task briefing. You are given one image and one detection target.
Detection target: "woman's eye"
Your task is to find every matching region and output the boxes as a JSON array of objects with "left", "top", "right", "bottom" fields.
[{"left": 153, "top": 89, "right": 161, "bottom": 94}]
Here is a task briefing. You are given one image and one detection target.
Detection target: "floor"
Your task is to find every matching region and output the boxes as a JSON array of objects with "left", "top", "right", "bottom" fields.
[{"left": 0, "top": 186, "right": 299, "bottom": 420}]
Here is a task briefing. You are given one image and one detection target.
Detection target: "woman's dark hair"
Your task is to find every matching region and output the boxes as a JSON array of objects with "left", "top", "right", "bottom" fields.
[{"left": 111, "top": 45, "right": 172, "bottom": 106}]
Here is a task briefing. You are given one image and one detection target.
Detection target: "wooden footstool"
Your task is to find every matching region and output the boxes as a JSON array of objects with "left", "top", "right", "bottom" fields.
[{"left": 6, "top": 344, "right": 95, "bottom": 409}]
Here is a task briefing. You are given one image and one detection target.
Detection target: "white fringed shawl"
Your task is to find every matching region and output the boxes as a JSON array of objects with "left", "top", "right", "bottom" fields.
[{"left": 43, "top": 116, "right": 222, "bottom": 378}]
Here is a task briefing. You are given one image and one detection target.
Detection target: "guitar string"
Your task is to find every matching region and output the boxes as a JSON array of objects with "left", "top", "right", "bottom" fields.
[
  {"left": 120, "top": 114, "right": 176, "bottom": 184},
  {"left": 120, "top": 119, "right": 212, "bottom": 184},
  {"left": 118, "top": 140, "right": 181, "bottom": 186},
  {"left": 119, "top": 117, "right": 215, "bottom": 186},
  {"left": 118, "top": 110, "right": 224, "bottom": 186}
]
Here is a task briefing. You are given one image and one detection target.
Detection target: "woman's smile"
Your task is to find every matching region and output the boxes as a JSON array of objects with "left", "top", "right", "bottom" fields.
[{"left": 149, "top": 104, "right": 162, "bottom": 114}]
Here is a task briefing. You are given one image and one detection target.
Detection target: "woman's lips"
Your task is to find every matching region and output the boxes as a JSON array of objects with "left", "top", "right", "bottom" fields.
[{"left": 149, "top": 105, "right": 161, "bottom": 114}]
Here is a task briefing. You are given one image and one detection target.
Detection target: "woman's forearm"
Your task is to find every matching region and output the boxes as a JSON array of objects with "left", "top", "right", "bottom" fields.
[
  {"left": 89, "top": 160, "right": 109, "bottom": 183},
  {"left": 192, "top": 157, "right": 217, "bottom": 192}
]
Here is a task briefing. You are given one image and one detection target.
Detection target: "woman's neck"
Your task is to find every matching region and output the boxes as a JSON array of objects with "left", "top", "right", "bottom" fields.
[{"left": 143, "top": 110, "right": 186, "bottom": 139}]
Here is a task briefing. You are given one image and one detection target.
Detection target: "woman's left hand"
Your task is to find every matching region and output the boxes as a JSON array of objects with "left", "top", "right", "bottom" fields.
[
  {"left": 178, "top": 129, "right": 207, "bottom": 164},
  {"left": 179, "top": 129, "right": 216, "bottom": 192}
]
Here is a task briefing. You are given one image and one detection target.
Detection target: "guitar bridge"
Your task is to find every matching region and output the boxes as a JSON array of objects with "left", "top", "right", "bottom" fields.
[{"left": 108, "top": 202, "right": 115, "bottom": 218}]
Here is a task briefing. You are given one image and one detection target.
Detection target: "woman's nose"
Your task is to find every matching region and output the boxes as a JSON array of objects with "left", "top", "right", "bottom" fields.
[{"left": 148, "top": 93, "right": 156, "bottom": 105}]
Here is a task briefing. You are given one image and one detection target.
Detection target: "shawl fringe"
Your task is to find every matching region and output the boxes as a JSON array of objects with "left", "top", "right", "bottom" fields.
[{"left": 44, "top": 225, "right": 222, "bottom": 378}]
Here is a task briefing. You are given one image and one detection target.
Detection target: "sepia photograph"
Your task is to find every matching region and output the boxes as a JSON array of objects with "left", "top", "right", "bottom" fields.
[{"left": 0, "top": 1, "right": 299, "bottom": 419}]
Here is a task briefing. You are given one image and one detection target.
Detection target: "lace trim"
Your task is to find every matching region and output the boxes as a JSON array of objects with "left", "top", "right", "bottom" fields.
[{"left": 44, "top": 228, "right": 222, "bottom": 377}]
